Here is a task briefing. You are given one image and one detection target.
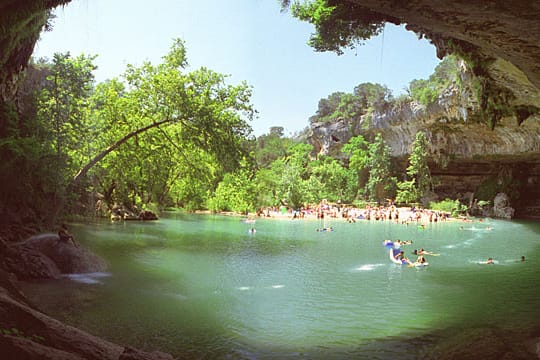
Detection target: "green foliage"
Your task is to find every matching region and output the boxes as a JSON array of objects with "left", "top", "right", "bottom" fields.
[
  {"left": 308, "top": 156, "right": 358, "bottom": 203},
  {"left": 207, "top": 170, "right": 256, "bottom": 213},
  {"left": 285, "top": 0, "right": 386, "bottom": 55},
  {"left": 2, "top": 38, "right": 258, "bottom": 223},
  {"left": 409, "top": 79, "right": 439, "bottom": 106},
  {"left": 395, "top": 179, "right": 419, "bottom": 204},
  {"left": 430, "top": 198, "right": 467, "bottom": 217},
  {"left": 408, "top": 55, "right": 461, "bottom": 106},
  {"left": 407, "top": 132, "right": 431, "bottom": 194},
  {"left": 84, "top": 39, "right": 254, "bottom": 213},
  {"left": 37, "top": 52, "right": 97, "bottom": 164},
  {"left": 253, "top": 144, "right": 310, "bottom": 209},
  {"left": 353, "top": 83, "right": 392, "bottom": 111},
  {"left": 396, "top": 132, "right": 431, "bottom": 205},
  {"left": 342, "top": 134, "right": 369, "bottom": 193},
  {"left": 309, "top": 91, "right": 348, "bottom": 124},
  {"left": 309, "top": 83, "right": 392, "bottom": 126},
  {"left": 365, "top": 133, "right": 397, "bottom": 203},
  {"left": 254, "top": 126, "right": 295, "bottom": 168}
]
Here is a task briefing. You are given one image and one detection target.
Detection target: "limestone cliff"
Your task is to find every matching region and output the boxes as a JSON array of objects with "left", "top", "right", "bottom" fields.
[{"left": 309, "top": 61, "right": 540, "bottom": 216}]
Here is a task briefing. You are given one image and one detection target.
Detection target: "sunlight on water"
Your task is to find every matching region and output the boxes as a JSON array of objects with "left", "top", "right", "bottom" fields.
[{"left": 21, "top": 213, "right": 540, "bottom": 359}]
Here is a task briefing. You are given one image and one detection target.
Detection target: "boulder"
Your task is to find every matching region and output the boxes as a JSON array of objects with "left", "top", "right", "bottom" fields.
[
  {"left": 138, "top": 210, "right": 158, "bottom": 221},
  {"left": 492, "top": 192, "right": 515, "bottom": 219},
  {"left": 21, "top": 234, "right": 107, "bottom": 274},
  {"left": 0, "top": 241, "right": 61, "bottom": 280},
  {"left": 0, "top": 234, "right": 107, "bottom": 279}
]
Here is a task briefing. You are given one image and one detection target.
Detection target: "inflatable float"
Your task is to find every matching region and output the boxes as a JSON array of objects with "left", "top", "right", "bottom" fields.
[
  {"left": 389, "top": 248, "right": 404, "bottom": 264},
  {"left": 388, "top": 247, "right": 429, "bottom": 267}
]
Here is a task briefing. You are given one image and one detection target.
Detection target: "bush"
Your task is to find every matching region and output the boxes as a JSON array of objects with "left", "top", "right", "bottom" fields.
[{"left": 430, "top": 198, "right": 467, "bottom": 217}]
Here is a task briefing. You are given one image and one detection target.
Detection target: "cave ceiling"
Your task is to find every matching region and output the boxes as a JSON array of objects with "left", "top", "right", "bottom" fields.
[
  {"left": 1, "top": 0, "right": 540, "bottom": 104},
  {"left": 348, "top": 0, "right": 540, "bottom": 90}
]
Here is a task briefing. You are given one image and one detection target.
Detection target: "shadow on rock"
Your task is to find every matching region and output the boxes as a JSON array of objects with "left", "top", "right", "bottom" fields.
[{"left": 1, "top": 234, "right": 107, "bottom": 280}]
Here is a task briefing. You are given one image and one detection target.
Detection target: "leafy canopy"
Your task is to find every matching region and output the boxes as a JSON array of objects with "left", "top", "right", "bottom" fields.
[{"left": 284, "top": 0, "right": 387, "bottom": 55}]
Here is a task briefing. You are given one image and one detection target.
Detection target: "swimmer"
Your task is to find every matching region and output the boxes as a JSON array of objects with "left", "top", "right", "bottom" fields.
[
  {"left": 316, "top": 227, "right": 334, "bottom": 232},
  {"left": 521, "top": 255, "right": 526, "bottom": 262},
  {"left": 414, "top": 248, "right": 439, "bottom": 256},
  {"left": 248, "top": 228, "right": 256, "bottom": 234},
  {"left": 486, "top": 257, "right": 494, "bottom": 264}
]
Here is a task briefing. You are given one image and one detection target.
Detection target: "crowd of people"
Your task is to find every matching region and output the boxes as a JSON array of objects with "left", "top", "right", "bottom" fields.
[
  {"left": 256, "top": 202, "right": 451, "bottom": 226},
  {"left": 254, "top": 201, "right": 528, "bottom": 268}
]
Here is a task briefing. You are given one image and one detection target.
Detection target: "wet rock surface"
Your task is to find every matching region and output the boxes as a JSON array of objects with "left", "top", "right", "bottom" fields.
[{"left": 1, "top": 234, "right": 107, "bottom": 280}]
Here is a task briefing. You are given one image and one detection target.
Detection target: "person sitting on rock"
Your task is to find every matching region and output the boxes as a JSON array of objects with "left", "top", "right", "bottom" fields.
[{"left": 57, "top": 224, "right": 78, "bottom": 247}]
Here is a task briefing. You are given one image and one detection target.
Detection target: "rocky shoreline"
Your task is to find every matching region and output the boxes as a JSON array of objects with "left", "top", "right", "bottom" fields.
[{"left": 0, "top": 233, "right": 175, "bottom": 359}]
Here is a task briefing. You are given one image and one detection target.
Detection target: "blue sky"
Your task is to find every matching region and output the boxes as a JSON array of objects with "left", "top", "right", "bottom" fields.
[{"left": 33, "top": 0, "right": 441, "bottom": 136}]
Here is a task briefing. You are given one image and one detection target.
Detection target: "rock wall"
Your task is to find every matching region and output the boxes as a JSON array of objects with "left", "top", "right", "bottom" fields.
[{"left": 309, "top": 63, "right": 540, "bottom": 216}]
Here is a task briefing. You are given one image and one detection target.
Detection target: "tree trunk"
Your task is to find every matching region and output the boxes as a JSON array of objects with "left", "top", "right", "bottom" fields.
[
  {"left": 71, "top": 118, "right": 173, "bottom": 187},
  {"left": 52, "top": 118, "right": 174, "bottom": 220}
]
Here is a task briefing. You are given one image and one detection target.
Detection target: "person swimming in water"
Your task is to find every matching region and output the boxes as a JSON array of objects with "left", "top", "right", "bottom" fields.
[
  {"left": 413, "top": 255, "right": 426, "bottom": 265},
  {"left": 413, "top": 248, "right": 438, "bottom": 256},
  {"left": 316, "top": 227, "right": 334, "bottom": 232}
]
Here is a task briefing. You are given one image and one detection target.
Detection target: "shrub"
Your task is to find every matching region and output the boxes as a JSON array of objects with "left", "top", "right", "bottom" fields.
[{"left": 430, "top": 198, "right": 467, "bottom": 217}]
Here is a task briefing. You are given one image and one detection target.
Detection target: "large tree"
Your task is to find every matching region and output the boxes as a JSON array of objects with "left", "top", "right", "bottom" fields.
[
  {"left": 365, "top": 133, "right": 396, "bottom": 203},
  {"left": 407, "top": 131, "right": 431, "bottom": 197},
  {"left": 341, "top": 135, "right": 369, "bottom": 196},
  {"left": 26, "top": 39, "right": 256, "bottom": 220},
  {"left": 75, "top": 39, "right": 255, "bottom": 212}
]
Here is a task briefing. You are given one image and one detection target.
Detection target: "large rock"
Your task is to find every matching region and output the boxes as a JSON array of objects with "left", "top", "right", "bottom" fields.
[
  {"left": 0, "top": 233, "right": 107, "bottom": 279},
  {"left": 0, "top": 239, "right": 61, "bottom": 280},
  {"left": 22, "top": 233, "right": 107, "bottom": 274},
  {"left": 492, "top": 192, "right": 516, "bottom": 219}
]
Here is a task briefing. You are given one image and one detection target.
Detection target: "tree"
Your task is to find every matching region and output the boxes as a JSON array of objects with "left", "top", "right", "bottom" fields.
[
  {"left": 32, "top": 39, "right": 256, "bottom": 218},
  {"left": 207, "top": 169, "right": 256, "bottom": 213},
  {"left": 342, "top": 135, "right": 369, "bottom": 196},
  {"left": 308, "top": 156, "right": 357, "bottom": 203},
  {"left": 34, "top": 52, "right": 97, "bottom": 223},
  {"left": 395, "top": 132, "right": 431, "bottom": 205},
  {"left": 256, "top": 143, "right": 314, "bottom": 209},
  {"left": 365, "top": 133, "right": 396, "bottom": 203},
  {"left": 310, "top": 91, "right": 347, "bottom": 124},
  {"left": 407, "top": 131, "right": 431, "bottom": 197},
  {"left": 395, "top": 179, "right": 419, "bottom": 204},
  {"left": 254, "top": 126, "right": 294, "bottom": 168},
  {"left": 353, "top": 82, "right": 392, "bottom": 111}
]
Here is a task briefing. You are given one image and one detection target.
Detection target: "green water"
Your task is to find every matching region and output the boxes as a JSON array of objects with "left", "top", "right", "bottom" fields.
[{"left": 22, "top": 213, "right": 540, "bottom": 359}]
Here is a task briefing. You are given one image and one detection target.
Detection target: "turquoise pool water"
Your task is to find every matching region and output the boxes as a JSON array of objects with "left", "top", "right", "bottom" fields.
[{"left": 22, "top": 213, "right": 540, "bottom": 359}]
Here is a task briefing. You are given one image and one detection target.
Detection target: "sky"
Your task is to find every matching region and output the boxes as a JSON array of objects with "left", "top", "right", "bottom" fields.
[{"left": 32, "top": 0, "right": 441, "bottom": 136}]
